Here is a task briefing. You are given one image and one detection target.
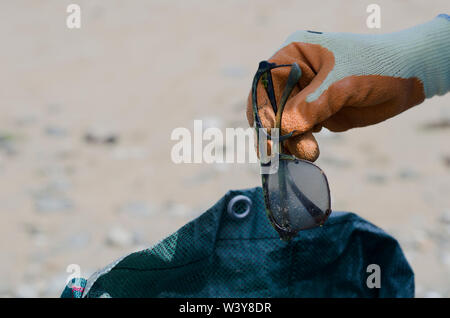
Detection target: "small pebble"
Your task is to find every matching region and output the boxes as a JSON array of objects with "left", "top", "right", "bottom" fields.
[
  {"left": 106, "top": 227, "right": 134, "bottom": 248},
  {"left": 84, "top": 126, "right": 118, "bottom": 145},
  {"left": 44, "top": 126, "right": 68, "bottom": 137},
  {"left": 366, "top": 172, "right": 387, "bottom": 184},
  {"left": 397, "top": 168, "right": 420, "bottom": 180},
  {"left": 34, "top": 195, "right": 74, "bottom": 213},
  {"left": 442, "top": 155, "right": 450, "bottom": 168},
  {"left": 439, "top": 210, "right": 450, "bottom": 224}
]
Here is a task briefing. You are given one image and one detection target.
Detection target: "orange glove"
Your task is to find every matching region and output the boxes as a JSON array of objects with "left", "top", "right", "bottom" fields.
[{"left": 247, "top": 15, "right": 450, "bottom": 161}]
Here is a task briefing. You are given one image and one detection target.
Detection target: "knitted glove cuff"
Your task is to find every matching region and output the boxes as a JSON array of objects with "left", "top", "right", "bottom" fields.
[{"left": 281, "top": 15, "right": 450, "bottom": 101}]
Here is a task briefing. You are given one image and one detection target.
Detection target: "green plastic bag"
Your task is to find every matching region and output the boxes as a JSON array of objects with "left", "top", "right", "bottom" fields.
[{"left": 62, "top": 187, "right": 414, "bottom": 298}]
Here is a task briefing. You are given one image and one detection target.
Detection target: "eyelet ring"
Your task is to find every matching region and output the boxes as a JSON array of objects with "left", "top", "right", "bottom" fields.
[{"left": 227, "top": 195, "right": 252, "bottom": 220}]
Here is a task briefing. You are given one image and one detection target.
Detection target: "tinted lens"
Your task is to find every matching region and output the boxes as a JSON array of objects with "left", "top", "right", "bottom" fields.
[{"left": 264, "top": 159, "right": 331, "bottom": 233}]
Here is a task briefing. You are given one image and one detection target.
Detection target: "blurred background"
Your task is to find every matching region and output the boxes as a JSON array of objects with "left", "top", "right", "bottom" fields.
[{"left": 0, "top": 0, "right": 449, "bottom": 297}]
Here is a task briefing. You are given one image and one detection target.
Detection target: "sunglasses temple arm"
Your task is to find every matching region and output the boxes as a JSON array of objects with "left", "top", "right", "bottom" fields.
[
  {"left": 265, "top": 70, "right": 278, "bottom": 114},
  {"left": 278, "top": 162, "right": 290, "bottom": 228},
  {"left": 275, "top": 63, "right": 302, "bottom": 227},
  {"left": 275, "top": 63, "right": 302, "bottom": 136},
  {"left": 252, "top": 62, "right": 298, "bottom": 141}
]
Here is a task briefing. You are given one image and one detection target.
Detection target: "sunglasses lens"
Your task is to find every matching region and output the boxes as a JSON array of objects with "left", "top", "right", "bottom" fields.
[{"left": 265, "top": 159, "right": 331, "bottom": 233}]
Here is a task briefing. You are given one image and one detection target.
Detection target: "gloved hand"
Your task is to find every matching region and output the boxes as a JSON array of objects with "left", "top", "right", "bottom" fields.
[{"left": 247, "top": 14, "right": 450, "bottom": 161}]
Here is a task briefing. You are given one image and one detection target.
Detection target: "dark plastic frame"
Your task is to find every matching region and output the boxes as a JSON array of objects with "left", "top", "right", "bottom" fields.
[{"left": 251, "top": 61, "right": 332, "bottom": 241}]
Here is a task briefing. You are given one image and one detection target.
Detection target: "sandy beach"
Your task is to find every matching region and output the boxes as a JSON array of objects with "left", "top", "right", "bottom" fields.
[{"left": 0, "top": 0, "right": 449, "bottom": 297}]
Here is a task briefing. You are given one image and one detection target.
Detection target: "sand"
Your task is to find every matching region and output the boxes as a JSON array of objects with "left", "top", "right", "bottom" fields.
[{"left": 0, "top": 0, "right": 449, "bottom": 297}]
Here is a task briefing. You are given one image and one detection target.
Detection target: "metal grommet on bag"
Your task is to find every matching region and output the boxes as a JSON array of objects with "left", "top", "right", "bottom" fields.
[{"left": 227, "top": 195, "right": 252, "bottom": 220}]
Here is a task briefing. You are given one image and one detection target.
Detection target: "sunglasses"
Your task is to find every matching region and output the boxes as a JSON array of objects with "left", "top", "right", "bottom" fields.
[{"left": 251, "top": 61, "right": 332, "bottom": 241}]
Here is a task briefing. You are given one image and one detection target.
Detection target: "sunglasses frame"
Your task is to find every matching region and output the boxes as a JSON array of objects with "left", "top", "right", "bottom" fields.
[{"left": 252, "top": 61, "right": 332, "bottom": 241}]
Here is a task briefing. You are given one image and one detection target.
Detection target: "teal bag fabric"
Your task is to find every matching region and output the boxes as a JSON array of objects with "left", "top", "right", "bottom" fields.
[
  {"left": 61, "top": 187, "right": 414, "bottom": 298},
  {"left": 61, "top": 278, "right": 87, "bottom": 298}
]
